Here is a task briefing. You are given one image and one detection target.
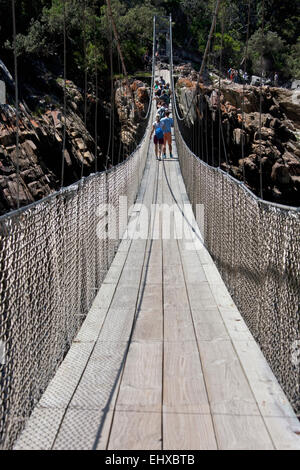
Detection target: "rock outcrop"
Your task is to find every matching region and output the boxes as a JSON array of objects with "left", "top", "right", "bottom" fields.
[
  {"left": 0, "top": 59, "right": 150, "bottom": 215},
  {"left": 115, "top": 79, "right": 149, "bottom": 155},
  {"left": 175, "top": 67, "right": 300, "bottom": 206}
]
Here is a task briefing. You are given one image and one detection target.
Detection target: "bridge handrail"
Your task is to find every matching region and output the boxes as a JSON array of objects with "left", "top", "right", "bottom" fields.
[
  {"left": 175, "top": 122, "right": 300, "bottom": 214},
  {"left": 0, "top": 49, "right": 156, "bottom": 452}
]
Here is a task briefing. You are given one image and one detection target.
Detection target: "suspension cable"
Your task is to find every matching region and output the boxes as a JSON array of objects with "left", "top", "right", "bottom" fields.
[
  {"left": 241, "top": 0, "right": 251, "bottom": 183},
  {"left": 105, "top": 9, "right": 113, "bottom": 169},
  {"left": 106, "top": 0, "right": 136, "bottom": 112},
  {"left": 258, "top": 0, "right": 265, "bottom": 199},
  {"left": 218, "top": 7, "right": 224, "bottom": 168},
  {"left": 81, "top": 0, "right": 88, "bottom": 179},
  {"left": 93, "top": 0, "right": 98, "bottom": 173},
  {"left": 170, "top": 0, "right": 221, "bottom": 122},
  {"left": 61, "top": 0, "right": 67, "bottom": 188},
  {"left": 141, "top": 15, "right": 156, "bottom": 121},
  {"left": 11, "top": 0, "right": 20, "bottom": 209}
]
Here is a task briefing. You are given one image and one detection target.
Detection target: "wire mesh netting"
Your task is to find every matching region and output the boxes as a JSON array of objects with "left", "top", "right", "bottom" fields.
[
  {"left": 0, "top": 110, "right": 153, "bottom": 450},
  {"left": 174, "top": 117, "right": 300, "bottom": 416}
]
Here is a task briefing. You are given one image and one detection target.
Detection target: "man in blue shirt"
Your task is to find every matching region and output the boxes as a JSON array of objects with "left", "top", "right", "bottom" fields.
[{"left": 160, "top": 111, "right": 174, "bottom": 158}]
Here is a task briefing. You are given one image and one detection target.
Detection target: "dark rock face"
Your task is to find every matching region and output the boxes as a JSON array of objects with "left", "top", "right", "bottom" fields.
[
  {"left": 175, "top": 68, "right": 300, "bottom": 206},
  {"left": 115, "top": 79, "right": 149, "bottom": 157},
  {"left": 0, "top": 60, "right": 150, "bottom": 215}
]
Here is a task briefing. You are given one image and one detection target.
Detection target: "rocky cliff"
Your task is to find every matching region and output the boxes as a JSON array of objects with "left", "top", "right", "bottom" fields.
[
  {"left": 0, "top": 59, "right": 149, "bottom": 215},
  {"left": 175, "top": 64, "right": 300, "bottom": 206}
]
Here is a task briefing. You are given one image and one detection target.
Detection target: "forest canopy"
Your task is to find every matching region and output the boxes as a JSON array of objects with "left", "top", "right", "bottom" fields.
[{"left": 0, "top": 0, "right": 299, "bottom": 80}]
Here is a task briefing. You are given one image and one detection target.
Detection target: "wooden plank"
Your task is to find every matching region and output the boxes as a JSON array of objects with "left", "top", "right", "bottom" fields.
[
  {"left": 138, "top": 283, "right": 163, "bottom": 312},
  {"left": 197, "top": 248, "right": 215, "bottom": 265},
  {"left": 194, "top": 321, "right": 229, "bottom": 342},
  {"left": 163, "top": 341, "right": 210, "bottom": 414},
  {"left": 209, "top": 282, "right": 236, "bottom": 309},
  {"left": 186, "top": 282, "right": 218, "bottom": 310},
  {"left": 163, "top": 264, "right": 185, "bottom": 286},
  {"left": 182, "top": 264, "right": 207, "bottom": 284},
  {"left": 163, "top": 241, "right": 181, "bottom": 266},
  {"left": 110, "top": 286, "right": 139, "bottom": 310},
  {"left": 231, "top": 339, "right": 297, "bottom": 418},
  {"left": 164, "top": 307, "right": 195, "bottom": 342},
  {"left": 110, "top": 251, "right": 127, "bottom": 267},
  {"left": 198, "top": 339, "right": 260, "bottom": 416},
  {"left": 133, "top": 310, "right": 163, "bottom": 342},
  {"left": 103, "top": 265, "right": 123, "bottom": 284},
  {"left": 14, "top": 408, "right": 65, "bottom": 450},
  {"left": 180, "top": 250, "right": 203, "bottom": 267},
  {"left": 145, "top": 248, "right": 163, "bottom": 267},
  {"left": 142, "top": 263, "right": 162, "bottom": 285},
  {"left": 190, "top": 306, "right": 223, "bottom": 324},
  {"left": 218, "top": 306, "right": 254, "bottom": 342},
  {"left": 130, "top": 239, "right": 148, "bottom": 252},
  {"left": 52, "top": 409, "right": 114, "bottom": 450},
  {"left": 118, "top": 267, "right": 142, "bottom": 286},
  {"left": 264, "top": 417, "right": 300, "bottom": 450},
  {"left": 164, "top": 285, "right": 190, "bottom": 311},
  {"left": 69, "top": 341, "right": 126, "bottom": 409},
  {"left": 108, "top": 411, "right": 161, "bottom": 450},
  {"left": 213, "top": 414, "right": 274, "bottom": 450},
  {"left": 163, "top": 413, "right": 217, "bottom": 450},
  {"left": 116, "top": 341, "right": 162, "bottom": 412},
  {"left": 126, "top": 250, "right": 146, "bottom": 268},
  {"left": 146, "top": 239, "right": 162, "bottom": 253},
  {"left": 92, "top": 282, "right": 119, "bottom": 311}
]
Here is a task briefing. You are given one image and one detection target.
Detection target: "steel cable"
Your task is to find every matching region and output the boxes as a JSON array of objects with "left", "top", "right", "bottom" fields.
[
  {"left": 258, "top": 0, "right": 265, "bottom": 199},
  {"left": 61, "top": 0, "right": 67, "bottom": 188},
  {"left": 11, "top": 0, "right": 20, "bottom": 209}
]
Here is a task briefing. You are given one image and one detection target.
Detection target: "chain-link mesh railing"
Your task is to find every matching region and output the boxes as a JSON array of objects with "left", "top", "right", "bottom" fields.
[
  {"left": 0, "top": 104, "right": 153, "bottom": 449},
  {"left": 174, "top": 117, "right": 300, "bottom": 415}
]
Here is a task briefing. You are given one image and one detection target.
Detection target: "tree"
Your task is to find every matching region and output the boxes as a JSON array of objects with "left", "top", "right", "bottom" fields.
[
  {"left": 287, "top": 38, "right": 300, "bottom": 79},
  {"left": 248, "top": 29, "right": 286, "bottom": 76}
]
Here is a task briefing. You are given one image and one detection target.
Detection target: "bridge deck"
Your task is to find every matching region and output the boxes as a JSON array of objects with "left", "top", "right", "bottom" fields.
[{"left": 15, "top": 82, "right": 300, "bottom": 451}]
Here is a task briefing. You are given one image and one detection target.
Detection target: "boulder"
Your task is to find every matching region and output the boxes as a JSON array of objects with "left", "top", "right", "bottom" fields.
[
  {"left": 233, "top": 128, "right": 248, "bottom": 146},
  {"left": 282, "top": 152, "right": 300, "bottom": 176},
  {"left": 271, "top": 162, "right": 291, "bottom": 185},
  {"left": 274, "top": 88, "right": 300, "bottom": 126}
]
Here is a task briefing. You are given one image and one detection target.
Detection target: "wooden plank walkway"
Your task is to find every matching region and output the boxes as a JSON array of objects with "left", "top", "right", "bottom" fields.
[{"left": 14, "top": 73, "right": 300, "bottom": 451}]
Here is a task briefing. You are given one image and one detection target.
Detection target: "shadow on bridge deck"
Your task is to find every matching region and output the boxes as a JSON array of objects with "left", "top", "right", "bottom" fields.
[{"left": 14, "top": 71, "right": 300, "bottom": 451}]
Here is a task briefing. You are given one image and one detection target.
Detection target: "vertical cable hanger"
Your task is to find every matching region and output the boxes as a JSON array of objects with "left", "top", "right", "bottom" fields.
[
  {"left": 218, "top": 7, "right": 224, "bottom": 169},
  {"left": 117, "top": 38, "right": 122, "bottom": 165},
  {"left": 106, "top": 0, "right": 136, "bottom": 113},
  {"left": 217, "top": 7, "right": 229, "bottom": 173},
  {"left": 174, "top": 0, "right": 221, "bottom": 122},
  {"left": 61, "top": 0, "right": 67, "bottom": 188},
  {"left": 241, "top": 0, "right": 251, "bottom": 183},
  {"left": 259, "top": 0, "right": 265, "bottom": 199},
  {"left": 105, "top": 8, "right": 113, "bottom": 169},
  {"left": 93, "top": 0, "right": 98, "bottom": 173},
  {"left": 205, "top": 99, "right": 209, "bottom": 164},
  {"left": 111, "top": 59, "right": 115, "bottom": 167},
  {"left": 81, "top": 0, "right": 88, "bottom": 179},
  {"left": 205, "top": 24, "right": 214, "bottom": 165},
  {"left": 11, "top": 0, "right": 20, "bottom": 209},
  {"left": 200, "top": 94, "right": 204, "bottom": 160}
]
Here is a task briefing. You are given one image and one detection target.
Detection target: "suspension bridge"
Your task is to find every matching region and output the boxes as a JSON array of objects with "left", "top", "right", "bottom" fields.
[{"left": 0, "top": 4, "right": 300, "bottom": 451}]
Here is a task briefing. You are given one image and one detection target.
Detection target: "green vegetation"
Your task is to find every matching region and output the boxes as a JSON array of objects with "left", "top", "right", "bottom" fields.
[{"left": 0, "top": 0, "right": 299, "bottom": 81}]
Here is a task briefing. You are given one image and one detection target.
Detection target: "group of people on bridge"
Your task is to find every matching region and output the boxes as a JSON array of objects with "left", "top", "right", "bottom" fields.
[{"left": 150, "top": 76, "right": 174, "bottom": 160}]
